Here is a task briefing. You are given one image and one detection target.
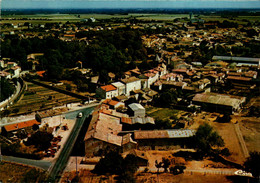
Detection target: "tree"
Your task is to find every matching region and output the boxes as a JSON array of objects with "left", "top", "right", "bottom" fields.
[
  {"left": 155, "top": 160, "right": 163, "bottom": 173},
  {"left": 65, "top": 83, "right": 72, "bottom": 91},
  {"left": 244, "top": 151, "right": 260, "bottom": 180},
  {"left": 25, "top": 131, "right": 53, "bottom": 151},
  {"left": 162, "top": 158, "right": 171, "bottom": 172},
  {"left": 22, "top": 169, "right": 47, "bottom": 183},
  {"left": 0, "top": 77, "right": 15, "bottom": 102},
  {"left": 170, "top": 165, "right": 186, "bottom": 175},
  {"left": 117, "top": 154, "right": 138, "bottom": 183},
  {"left": 155, "top": 89, "right": 177, "bottom": 107},
  {"left": 93, "top": 151, "right": 138, "bottom": 182},
  {"left": 92, "top": 151, "right": 124, "bottom": 175},
  {"left": 193, "top": 123, "right": 225, "bottom": 158}
]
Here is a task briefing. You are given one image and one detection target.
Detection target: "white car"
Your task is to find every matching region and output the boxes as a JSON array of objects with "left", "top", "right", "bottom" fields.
[
  {"left": 77, "top": 112, "right": 83, "bottom": 118},
  {"left": 234, "top": 170, "right": 253, "bottom": 177}
]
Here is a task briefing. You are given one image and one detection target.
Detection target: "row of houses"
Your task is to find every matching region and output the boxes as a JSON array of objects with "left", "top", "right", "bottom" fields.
[
  {"left": 0, "top": 59, "right": 21, "bottom": 79},
  {"left": 96, "top": 63, "right": 168, "bottom": 99}
]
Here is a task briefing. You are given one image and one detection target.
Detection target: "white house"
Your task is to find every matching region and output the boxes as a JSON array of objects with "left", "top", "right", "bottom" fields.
[
  {"left": 96, "top": 85, "right": 118, "bottom": 99},
  {"left": 10, "top": 66, "right": 21, "bottom": 78},
  {"left": 144, "top": 70, "right": 159, "bottom": 89},
  {"left": 121, "top": 77, "right": 141, "bottom": 96},
  {"left": 112, "top": 81, "right": 126, "bottom": 96},
  {"left": 128, "top": 103, "right": 145, "bottom": 117}
]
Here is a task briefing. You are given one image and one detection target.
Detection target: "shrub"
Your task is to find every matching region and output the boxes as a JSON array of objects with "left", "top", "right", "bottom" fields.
[{"left": 170, "top": 165, "right": 186, "bottom": 175}]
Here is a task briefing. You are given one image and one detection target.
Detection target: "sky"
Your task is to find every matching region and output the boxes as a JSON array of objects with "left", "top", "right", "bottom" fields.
[{"left": 2, "top": 0, "right": 260, "bottom": 9}]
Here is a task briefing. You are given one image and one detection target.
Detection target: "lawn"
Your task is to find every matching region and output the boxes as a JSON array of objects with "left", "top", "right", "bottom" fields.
[{"left": 146, "top": 106, "right": 182, "bottom": 120}]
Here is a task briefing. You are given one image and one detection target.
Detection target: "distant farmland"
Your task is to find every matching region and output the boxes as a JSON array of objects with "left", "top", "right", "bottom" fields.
[{"left": 1, "top": 13, "right": 259, "bottom": 25}]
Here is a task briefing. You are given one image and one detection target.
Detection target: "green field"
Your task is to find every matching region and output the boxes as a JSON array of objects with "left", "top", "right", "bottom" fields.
[{"left": 146, "top": 106, "right": 182, "bottom": 120}]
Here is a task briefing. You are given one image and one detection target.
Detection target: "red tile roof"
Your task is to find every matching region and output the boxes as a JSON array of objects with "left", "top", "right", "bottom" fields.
[
  {"left": 36, "top": 71, "right": 46, "bottom": 77},
  {"left": 121, "top": 117, "right": 132, "bottom": 125},
  {"left": 3, "top": 119, "right": 41, "bottom": 132},
  {"left": 101, "top": 85, "right": 117, "bottom": 92},
  {"left": 227, "top": 76, "right": 251, "bottom": 81}
]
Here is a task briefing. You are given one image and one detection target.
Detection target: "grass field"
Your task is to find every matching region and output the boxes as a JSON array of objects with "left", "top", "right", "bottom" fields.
[{"left": 146, "top": 106, "right": 183, "bottom": 120}]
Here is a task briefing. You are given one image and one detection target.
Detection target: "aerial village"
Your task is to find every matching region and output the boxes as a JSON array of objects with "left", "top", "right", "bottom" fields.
[{"left": 0, "top": 12, "right": 260, "bottom": 182}]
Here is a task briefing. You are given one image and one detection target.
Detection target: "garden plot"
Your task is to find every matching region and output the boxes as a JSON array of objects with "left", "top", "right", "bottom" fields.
[{"left": 8, "top": 82, "right": 81, "bottom": 116}]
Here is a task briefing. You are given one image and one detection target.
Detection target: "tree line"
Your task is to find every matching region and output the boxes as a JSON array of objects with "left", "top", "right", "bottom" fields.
[{"left": 1, "top": 28, "right": 148, "bottom": 82}]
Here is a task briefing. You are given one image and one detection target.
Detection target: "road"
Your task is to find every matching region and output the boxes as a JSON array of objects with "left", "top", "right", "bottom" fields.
[
  {"left": 0, "top": 81, "right": 21, "bottom": 111},
  {"left": 234, "top": 123, "right": 249, "bottom": 158},
  {"left": 2, "top": 155, "right": 51, "bottom": 170},
  {"left": 48, "top": 107, "right": 94, "bottom": 181}
]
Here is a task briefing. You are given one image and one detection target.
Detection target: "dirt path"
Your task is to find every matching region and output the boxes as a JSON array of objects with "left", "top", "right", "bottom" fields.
[{"left": 234, "top": 123, "right": 249, "bottom": 158}]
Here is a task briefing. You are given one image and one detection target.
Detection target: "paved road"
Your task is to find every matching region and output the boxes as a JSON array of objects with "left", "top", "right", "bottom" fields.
[
  {"left": 0, "top": 81, "right": 21, "bottom": 110},
  {"left": 2, "top": 155, "right": 52, "bottom": 170},
  {"left": 48, "top": 107, "right": 94, "bottom": 181}
]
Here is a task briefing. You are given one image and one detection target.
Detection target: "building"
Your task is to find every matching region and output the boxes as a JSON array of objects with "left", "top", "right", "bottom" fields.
[
  {"left": 1, "top": 119, "right": 41, "bottom": 136},
  {"left": 102, "top": 99, "right": 125, "bottom": 109},
  {"left": 192, "top": 92, "right": 246, "bottom": 114},
  {"left": 84, "top": 111, "right": 137, "bottom": 157},
  {"left": 212, "top": 56, "right": 260, "bottom": 66},
  {"left": 27, "top": 53, "right": 44, "bottom": 70},
  {"left": 128, "top": 103, "right": 145, "bottom": 118},
  {"left": 191, "top": 78, "right": 211, "bottom": 90},
  {"left": 96, "top": 85, "right": 118, "bottom": 99},
  {"left": 112, "top": 81, "right": 126, "bottom": 96},
  {"left": 9, "top": 65, "right": 21, "bottom": 78},
  {"left": 121, "top": 77, "right": 141, "bottom": 96},
  {"left": 134, "top": 129, "right": 196, "bottom": 150}
]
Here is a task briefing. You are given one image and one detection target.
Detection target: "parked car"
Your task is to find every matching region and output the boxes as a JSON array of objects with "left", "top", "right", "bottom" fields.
[{"left": 77, "top": 112, "right": 83, "bottom": 118}]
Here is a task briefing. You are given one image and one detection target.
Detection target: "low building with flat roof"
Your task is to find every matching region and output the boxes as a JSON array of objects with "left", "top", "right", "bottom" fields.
[
  {"left": 192, "top": 92, "right": 246, "bottom": 114},
  {"left": 128, "top": 103, "right": 145, "bottom": 118},
  {"left": 212, "top": 56, "right": 260, "bottom": 66},
  {"left": 1, "top": 119, "right": 40, "bottom": 136},
  {"left": 133, "top": 129, "right": 196, "bottom": 150}
]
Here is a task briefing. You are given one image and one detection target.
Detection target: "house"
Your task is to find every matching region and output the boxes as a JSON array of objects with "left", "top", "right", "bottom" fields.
[
  {"left": 36, "top": 71, "right": 46, "bottom": 78},
  {"left": 9, "top": 65, "right": 21, "bottom": 78},
  {"left": 121, "top": 77, "right": 141, "bottom": 96},
  {"left": 7, "top": 62, "right": 17, "bottom": 69},
  {"left": 96, "top": 85, "right": 117, "bottom": 99},
  {"left": 112, "top": 81, "right": 126, "bottom": 96},
  {"left": 191, "top": 78, "right": 211, "bottom": 90},
  {"left": 0, "top": 71, "right": 11, "bottom": 79},
  {"left": 226, "top": 76, "right": 252, "bottom": 84},
  {"left": 27, "top": 53, "right": 44, "bottom": 70},
  {"left": 192, "top": 92, "right": 246, "bottom": 114},
  {"left": 133, "top": 129, "right": 196, "bottom": 150},
  {"left": 102, "top": 99, "right": 125, "bottom": 109},
  {"left": 1, "top": 119, "right": 41, "bottom": 136},
  {"left": 205, "top": 61, "right": 229, "bottom": 68},
  {"left": 128, "top": 103, "right": 145, "bottom": 118},
  {"left": 84, "top": 111, "right": 136, "bottom": 157},
  {"left": 144, "top": 70, "right": 159, "bottom": 88}
]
